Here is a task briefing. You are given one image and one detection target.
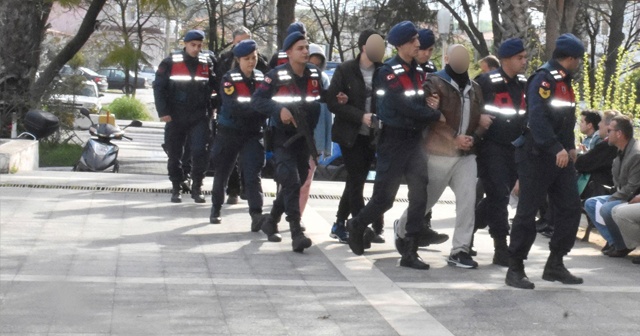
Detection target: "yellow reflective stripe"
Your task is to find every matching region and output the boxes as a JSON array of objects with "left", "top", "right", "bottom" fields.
[
  {"left": 404, "top": 90, "right": 424, "bottom": 97},
  {"left": 376, "top": 90, "right": 385, "bottom": 96},
  {"left": 305, "top": 96, "right": 320, "bottom": 102},
  {"left": 272, "top": 96, "right": 303, "bottom": 103},
  {"left": 169, "top": 75, "right": 193, "bottom": 81},
  {"left": 484, "top": 104, "right": 523, "bottom": 116},
  {"left": 237, "top": 97, "right": 251, "bottom": 103}
]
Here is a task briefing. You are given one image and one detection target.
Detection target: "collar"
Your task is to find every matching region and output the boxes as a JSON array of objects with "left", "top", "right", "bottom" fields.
[
  {"left": 394, "top": 54, "right": 418, "bottom": 70},
  {"left": 549, "top": 59, "right": 572, "bottom": 81},
  {"left": 498, "top": 67, "right": 518, "bottom": 82}
]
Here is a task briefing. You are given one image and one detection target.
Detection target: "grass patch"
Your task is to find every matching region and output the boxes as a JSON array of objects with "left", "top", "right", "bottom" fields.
[{"left": 39, "top": 142, "right": 83, "bottom": 167}]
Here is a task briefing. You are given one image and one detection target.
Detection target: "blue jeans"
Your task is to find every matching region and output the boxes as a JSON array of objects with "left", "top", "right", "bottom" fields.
[{"left": 584, "top": 196, "right": 625, "bottom": 248}]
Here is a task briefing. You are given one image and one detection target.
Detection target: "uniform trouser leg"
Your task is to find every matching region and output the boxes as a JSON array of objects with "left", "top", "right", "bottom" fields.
[
  {"left": 239, "top": 135, "right": 265, "bottom": 214},
  {"left": 546, "top": 162, "right": 582, "bottom": 255},
  {"left": 337, "top": 135, "right": 376, "bottom": 222},
  {"left": 509, "top": 154, "right": 581, "bottom": 260},
  {"left": 188, "top": 119, "right": 212, "bottom": 182},
  {"left": 476, "top": 142, "right": 517, "bottom": 239},
  {"left": 355, "top": 135, "right": 425, "bottom": 236},
  {"left": 395, "top": 155, "right": 453, "bottom": 239},
  {"left": 165, "top": 121, "right": 189, "bottom": 183},
  {"left": 210, "top": 129, "right": 242, "bottom": 209},
  {"left": 271, "top": 140, "right": 309, "bottom": 223},
  {"left": 226, "top": 165, "right": 241, "bottom": 196},
  {"left": 448, "top": 155, "right": 478, "bottom": 254}
]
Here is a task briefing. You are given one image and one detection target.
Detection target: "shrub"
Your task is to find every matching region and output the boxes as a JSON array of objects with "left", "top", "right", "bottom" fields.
[{"left": 105, "top": 96, "right": 151, "bottom": 121}]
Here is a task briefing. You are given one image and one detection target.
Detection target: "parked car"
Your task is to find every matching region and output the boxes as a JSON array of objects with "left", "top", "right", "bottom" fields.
[
  {"left": 97, "top": 67, "right": 147, "bottom": 93},
  {"left": 75, "top": 67, "right": 109, "bottom": 92},
  {"left": 50, "top": 80, "right": 103, "bottom": 114},
  {"left": 137, "top": 65, "right": 156, "bottom": 85}
]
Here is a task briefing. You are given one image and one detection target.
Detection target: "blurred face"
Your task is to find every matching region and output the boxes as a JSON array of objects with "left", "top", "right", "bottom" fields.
[
  {"left": 286, "top": 39, "right": 309, "bottom": 66},
  {"left": 446, "top": 45, "right": 470, "bottom": 74},
  {"left": 364, "top": 34, "right": 385, "bottom": 63},
  {"left": 580, "top": 115, "right": 594, "bottom": 135},
  {"left": 397, "top": 34, "right": 420, "bottom": 60},
  {"left": 416, "top": 46, "right": 434, "bottom": 64},
  {"left": 233, "top": 33, "right": 250, "bottom": 45},
  {"left": 185, "top": 40, "right": 203, "bottom": 57},
  {"left": 238, "top": 51, "right": 257, "bottom": 74},
  {"left": 502, "top": 51, "right": 527, "bottom": 75}
]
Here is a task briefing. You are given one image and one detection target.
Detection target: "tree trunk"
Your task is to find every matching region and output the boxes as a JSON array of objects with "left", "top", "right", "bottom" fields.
[
  {"left": 604, "top": 0, "right": 628, "bottom": 88},
  {"left": 488, "top": 0, "right": 502, "bottom": 52},
  {"left": 276, "top": 0, "right": 296, "bottom": 49},
  {"left": 545, "top": 0, "right": 580, "bottom": 59},
  {"left": 31, "top": 0, "right": 108, "bottom": 103},
  {"left": 0, "top": 0, "right": 51, "bottom": 114}
]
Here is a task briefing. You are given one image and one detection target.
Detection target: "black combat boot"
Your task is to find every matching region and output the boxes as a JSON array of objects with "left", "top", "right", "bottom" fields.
[
  {"left": 400, "top": 236, "right": 430, "bottom": 270},
  {"left": 250, "top": 212, "right": 263, "bottom": 232},
  {"left": 171, "top": 182, "right": 182, "bottom": 203},
  {"left": 260, "top": 214, "right": 282, "bottom": 242},
  {"left": 542, "top": 251, "right": 584, "bottom": 285},
  {"left": 191, "top": 180, "right": 206, "bottom": 203},
  {"left": 347, "top": 218, "right": 366, "bottom": 256},
  {"left": 290, "top": 221, "right": 312, "bottom": 252},
  {"left": 418, "top": 212, "right": 449, "bottom": 247},
  {"left": 492, "top": 237, "right": 509, "bottom": 267},
  {"left": 209, "top": 206, "right": 221, "bottom": 224},
  {"left": 505, "top": 258, "right": 535, "bottom": 289}
]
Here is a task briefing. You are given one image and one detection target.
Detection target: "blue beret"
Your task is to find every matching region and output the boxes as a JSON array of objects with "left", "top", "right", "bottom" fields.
[
  {"left": 554, "top": 33, "right": 585, "bottom": 58},
  {"left": 184, "top": 30, "right": 205, "bottom": 42},
  {"left": 418, "top": 29, "right": 435, "bottom": 50},
  {"left": 286, "top": 22, "right": 306, "bottom": 35},
  {"left": 498, "top": 38, "right": 525, "bottom": 58},
  {"left": 282, "top": 32, "right": 305, "bottom": 52},
  {"left": 387, "top": 21, "right": 418, "bottom": 47},
  {"left": 233, "top": 39, "right": 257, "bottom": 57}
]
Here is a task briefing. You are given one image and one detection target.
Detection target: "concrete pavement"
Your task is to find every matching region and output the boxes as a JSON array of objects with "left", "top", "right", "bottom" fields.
[{"left": 1, "top": 171, "right": 639, "bottom": 335}]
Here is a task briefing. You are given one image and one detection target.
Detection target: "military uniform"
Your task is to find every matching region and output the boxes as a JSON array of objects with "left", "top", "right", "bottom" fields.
[
  {"left": 154, "top": 46, "right": 216, "bottom": 203},
  {"left": 475, "top": 68, "right": 527, "bottom": 257},
  {"left": 347, "top": 47, "right": 441, "bottom": 269},
  {"left": 251, "top": 43, "right": 323, "bottom": 251},
  {"left": 419, "top": 61, "right": 437, "bottom": 73},
  {"left": 210, "top": 65, "right": 266, "bottom": 226}
]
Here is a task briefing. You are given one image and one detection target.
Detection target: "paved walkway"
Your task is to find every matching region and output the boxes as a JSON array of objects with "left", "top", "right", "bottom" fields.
[{"left": 1, "top": 171, "right": 639, "bottom": 335}]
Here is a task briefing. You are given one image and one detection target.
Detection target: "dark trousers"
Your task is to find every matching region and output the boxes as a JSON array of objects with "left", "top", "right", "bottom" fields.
[
  {"left": 210, "top": 127, "right": 265, "bottom": 214},
  {"left": 165, "top": 118, "right": 211, "bottom": 182},
  {"left": 475, "top": 141, "right": 517, "bottom": 239},
  {"left": 354, "top": 129, "right": 429, "bottom": 237},
  {"left": 336, "top": 135, "right": 383, "bottom": 232},
  {"left": 226, "top": 165, "right": 242, "bottom": 196},
  {"left": 509, "top": 150, "right": 582, "bottom": 260},
  {"left": 270, "top": 130, "right": 310, "bottom": 223}
]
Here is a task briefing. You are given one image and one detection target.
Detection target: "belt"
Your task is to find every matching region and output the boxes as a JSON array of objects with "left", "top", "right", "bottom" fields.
[{"left": 381, "top": 125, "right": 422, "bottom": 139}]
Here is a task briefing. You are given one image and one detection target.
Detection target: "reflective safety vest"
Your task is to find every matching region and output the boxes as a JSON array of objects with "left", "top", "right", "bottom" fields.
[
  {"left": 541, "top": 66, "right": 576, "bottom": 110},
  {"left": 170, "top": 53, "right": 210, "bottom": 82},
  {"left": 272, "top": 67, "right": 321, "bottom": 104},
  {"left": 227, "top": 69, "right": 264, "bottom": 103},
  {"left": 276, "top": 51, "right": 289, "bottom": 66},
  {"left": 483, "top": 72, "right": 527, "bottom": 117},
  {"left": 375, "top": 63, "right": 426, "bottom": 98}
]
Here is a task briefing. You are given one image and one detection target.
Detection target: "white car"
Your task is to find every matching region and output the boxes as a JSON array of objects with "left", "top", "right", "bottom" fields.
[
  {"left": 138, "top": 65, "right": 156, "bottom": 86},
  {"left": 50, "top": 80, "right": 103, "bottom": 129}
]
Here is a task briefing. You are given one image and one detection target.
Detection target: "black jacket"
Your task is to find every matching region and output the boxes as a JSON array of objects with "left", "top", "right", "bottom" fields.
[
  {"left": 326, "top": 54, "right": 382, "bottom": 148},
  {"left": 575, "top": 139, "right": 618, "bottom": 197}
]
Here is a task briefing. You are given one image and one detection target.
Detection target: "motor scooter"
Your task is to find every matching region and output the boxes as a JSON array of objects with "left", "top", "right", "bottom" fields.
[{"left": 73, "top": 108, "right": 142, "bottom": 172}]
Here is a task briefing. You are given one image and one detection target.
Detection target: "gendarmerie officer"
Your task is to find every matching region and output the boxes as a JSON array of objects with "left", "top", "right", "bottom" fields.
[
  {"left": 268, "top": 22, "right": 306, "bottom": 68},
  {"left": 154, "top": 30, "right": 217, "bottom": 203},
  {"left": 416, "top": 29, "right": 438, "bottom": 74},
  {"left": 252, "top": 32, "right": 323, "bottom": 253},
  {"left": 209, "top": 40, "right": 267, "bottom": 228},
  {"left": 506, "top": 34, "right": 585, "bottom": 289},
  {"left": 346, "top": 21, "right": 442, "bottom": 270},
  {"left": 474, "top": 38, "right": 528, "bottom": 267}
]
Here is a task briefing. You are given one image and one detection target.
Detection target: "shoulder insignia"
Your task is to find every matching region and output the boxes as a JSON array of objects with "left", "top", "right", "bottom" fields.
[
  {"left": 386, "top": 73, "right": 396, "bottom": 81},
  {"left": 539, "top": 87, "right": 551, "bottom": 99},
  {"left": 541, "top": 81, "right": 550, "bottom": 89},
  {"left": 264, "top": 76, "right": 272, "bottom": 84},
  {"left": 224, "top": 85, "right": 235, "bottom": 95}
]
